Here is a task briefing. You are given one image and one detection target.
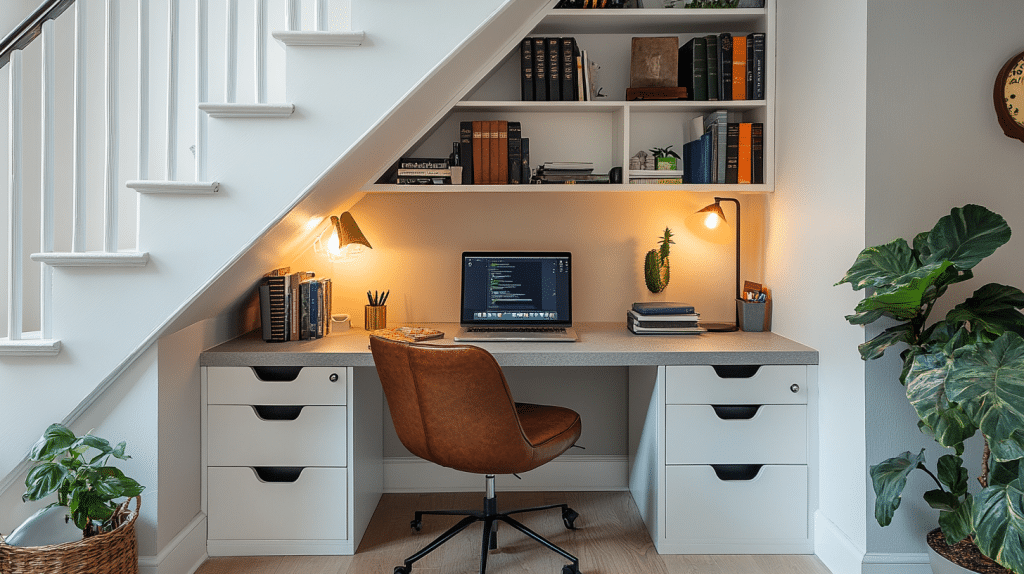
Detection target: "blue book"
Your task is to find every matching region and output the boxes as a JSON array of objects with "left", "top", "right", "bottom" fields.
[
  {"left": 697, "top": 132, "right": 713, "bottom": 184},
  {"left": 632, "top": 302, "right": 696, "bottom": 315}
]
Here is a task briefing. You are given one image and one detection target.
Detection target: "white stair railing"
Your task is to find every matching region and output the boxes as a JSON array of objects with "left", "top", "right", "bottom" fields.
[{"left": 1, "top": 0, "right": 354, "bottom": 354}]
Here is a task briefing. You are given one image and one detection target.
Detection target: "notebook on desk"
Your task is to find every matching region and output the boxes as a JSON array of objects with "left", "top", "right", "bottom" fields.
[{"left": 453, "top": 251, "right": 578, "bottom": 342}]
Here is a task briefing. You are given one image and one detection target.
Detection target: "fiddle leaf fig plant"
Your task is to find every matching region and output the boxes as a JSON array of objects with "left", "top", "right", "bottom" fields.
[
  {"left": 837, "top": 204, "right": 1024, "bottom": 573},
  {"left": 23, "top": 423, "right": 144, "bottom": 537}
]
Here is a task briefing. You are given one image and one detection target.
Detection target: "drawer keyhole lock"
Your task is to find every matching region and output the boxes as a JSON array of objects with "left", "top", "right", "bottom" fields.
[
  {"left": 329, "top": 373, "right": 339, "bottom": 383},
  {"left": 790, "top": 384, "right": 800, "bottom": 393}
]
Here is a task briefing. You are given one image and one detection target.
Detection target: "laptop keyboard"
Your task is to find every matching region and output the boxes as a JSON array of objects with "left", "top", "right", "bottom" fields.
[{"left": 467, "top": 327, "right": 567, "bottom": 333}]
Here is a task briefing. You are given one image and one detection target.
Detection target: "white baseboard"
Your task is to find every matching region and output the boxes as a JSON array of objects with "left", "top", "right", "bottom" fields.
[
  {"left": 861, "top": 552, "right": 931, "bottom": 574},
  {"left": 138, "top": 512, "right": 208, "bottom": 574},
  {"left": 384, "top": 455, "right": 628, "bottom": 493},
  {"left": 813, "top": 510, "right": 866, "bottom": 574}
]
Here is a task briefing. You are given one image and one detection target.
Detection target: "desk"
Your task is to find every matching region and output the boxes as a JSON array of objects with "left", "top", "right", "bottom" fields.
[{"left": 200, "top": 322, "right": 818, "bottom": 556}]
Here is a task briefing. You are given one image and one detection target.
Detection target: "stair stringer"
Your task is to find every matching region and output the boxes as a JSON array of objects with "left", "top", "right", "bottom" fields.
[{"left": 0, "top": 0, "right": 548, "bottom": 519}]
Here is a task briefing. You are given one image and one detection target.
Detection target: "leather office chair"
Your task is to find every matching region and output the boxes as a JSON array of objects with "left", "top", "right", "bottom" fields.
[{"left": 369, "top": 335, "right": 584, "bottom": 574}]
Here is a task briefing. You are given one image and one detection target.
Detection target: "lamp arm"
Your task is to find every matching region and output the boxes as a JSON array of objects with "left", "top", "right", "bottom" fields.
[{"left": 714, "top": 197, "right": 741, "bottom": 302}]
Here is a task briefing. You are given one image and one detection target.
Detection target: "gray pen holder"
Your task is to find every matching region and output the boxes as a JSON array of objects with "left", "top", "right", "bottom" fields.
[{"left": 737, "top": 300, "right": 766, "bottom": 332}]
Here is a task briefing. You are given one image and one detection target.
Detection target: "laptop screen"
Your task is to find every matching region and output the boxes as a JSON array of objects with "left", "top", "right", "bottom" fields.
[{"left": 460, "top": 252, "right": 572, "bottom": 326}]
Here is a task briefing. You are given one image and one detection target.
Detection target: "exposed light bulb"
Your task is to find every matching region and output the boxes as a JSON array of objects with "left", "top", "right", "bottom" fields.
[{"left": 704, "top": 212, "right": 721, "bottom": 229}]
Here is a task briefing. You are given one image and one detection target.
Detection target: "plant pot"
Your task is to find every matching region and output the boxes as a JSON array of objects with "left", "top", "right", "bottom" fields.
[{"left": 926, "top": 528, "right": 1011, "bottom": 574}]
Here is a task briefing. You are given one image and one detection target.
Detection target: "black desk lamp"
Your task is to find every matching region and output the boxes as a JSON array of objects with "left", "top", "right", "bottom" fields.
[{"left": 685, "top": 197, "right": 740, "bottom": 332}]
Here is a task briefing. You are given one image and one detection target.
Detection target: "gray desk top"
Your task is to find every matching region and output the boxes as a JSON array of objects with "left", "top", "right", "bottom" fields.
[{"left": 201, "top": 322, "right": 818, "bottom": 367}]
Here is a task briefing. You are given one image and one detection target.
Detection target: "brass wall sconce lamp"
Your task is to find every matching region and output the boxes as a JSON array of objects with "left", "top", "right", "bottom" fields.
[
  {"left": 685, "top": 197, "right": 740, "bottom": 332},
  {"left": 316, "top": 211, "right": 372, "bottom": 261}
]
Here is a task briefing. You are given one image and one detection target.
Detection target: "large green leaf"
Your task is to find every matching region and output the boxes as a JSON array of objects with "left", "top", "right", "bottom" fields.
[
  {"left": 973, "top": 477, "right": 1024, "bottom": 572},
  {"left": 22, "top": 462, "right": 67, "bottom": 502},
  {"left": 918, "top": 204, "right": 1012, "bottom": 270},
  {"left": 29, "top": 423, "right": 76, "bottom": 462},
  {"left": 854, "top": 261, "right": 955, "bottom": 320},
  {"left": 939, "top": 493, "right": 974, "bottom": 544},
  {"left": 871, "top": 450, "right": 928, "bottom": 526},
  {"left": 858, "top": 323, "right": 915, "bottom": 361},
  {"left": 837, "top": 238, "right": 917, "bottom": 291},
  {"left": 946, "top": 332, "right": 1024, "bottom": 462},
  {"left": 906, "top": 353, "right": 977, "bottom": 450},
  {"left": 945, "top": 283, "right": 1024, "bottom": 340}
]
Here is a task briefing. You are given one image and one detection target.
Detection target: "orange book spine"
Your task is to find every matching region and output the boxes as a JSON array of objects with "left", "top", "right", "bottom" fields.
[
  {"left": 479, "top": 121, "right": 491, "bottom": 185},
  {"left": 472, "top": 121, "right": 483, "bottom": 185},
  {"left": 738, "top": 122, "right": 752, "bottom": 184},
  {"left": 732, "top": 35, "right": 746, "bottom": 101},
  {"left": 497, "top": 120, "right": 508, "bottom": 184}
]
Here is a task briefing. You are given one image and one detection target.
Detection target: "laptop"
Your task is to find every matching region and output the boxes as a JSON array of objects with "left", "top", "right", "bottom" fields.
[{"left": 453, "top": 251, "right": 578, "bottom": 342}]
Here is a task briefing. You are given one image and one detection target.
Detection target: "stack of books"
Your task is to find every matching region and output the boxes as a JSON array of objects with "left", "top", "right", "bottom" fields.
[
  {"left": 532, "top": 162, "right": 609, "bottom": 184},
  {"left": 627, "top": 302, "right": 705, "bottom": 335},
  {"left": 258, "top": 267, "right": 334, "bottom": 342}
]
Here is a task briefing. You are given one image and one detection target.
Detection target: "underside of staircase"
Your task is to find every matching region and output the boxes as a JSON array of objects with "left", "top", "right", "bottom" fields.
[{"left": 0, "top": 0, "right": 552, "bottom": 566}]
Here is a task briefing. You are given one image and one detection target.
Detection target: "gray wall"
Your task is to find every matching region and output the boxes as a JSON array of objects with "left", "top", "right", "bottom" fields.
[
  {"left": 865, "top": 0, "right": 1024, "bottom": 557},
  {"left": 0, "top": 0, "right": 39, "bottom": 41}
]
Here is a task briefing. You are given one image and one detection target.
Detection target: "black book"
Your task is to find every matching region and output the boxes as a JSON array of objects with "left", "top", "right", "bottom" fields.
[
  {"left": 561, "top": 37, "right": 577, "bottom": 101},
  {"left": 459, "top": 121, "right": 474, "bottom": 184},
  {"left": 507, "top": 122, "right": 523, "bottom": 184},
  {"left": 747, "top": 32, "right": 766, "bottom": 100},
  {"left": 533, "top": 38, "right": 547, "bottom": 101},
  {"left": 751, "top": 122, "right": 764, "bottom": 184},
  {"left": 725, "top": 123, "right": 739, "bottom": 184},
  {"left": 547, "top": 37, "right": 561, "bottom": 101},
  {"left": 520, "top": 37, "right": 534, "bottom": 101},
  {"left": 520, "top": 138, "right": 530, "bottom": 184},
  {"left": 678, "top": 37, "right": 707, "bottom": 101},
  {"left": 718, "top": 33, "right": 732, "bottom": 101},
  {"left": 259, "top": 275, "right": 287, "bottom": 342}
]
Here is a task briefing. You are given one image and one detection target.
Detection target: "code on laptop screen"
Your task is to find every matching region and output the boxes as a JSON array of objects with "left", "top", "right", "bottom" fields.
[{"left": 461, "top": 253, "right": 571, "bottom": 325}]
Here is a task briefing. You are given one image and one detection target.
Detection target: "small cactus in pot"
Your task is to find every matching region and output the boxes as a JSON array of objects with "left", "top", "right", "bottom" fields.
[{"left": 645, "top": 228, "right": 674, "bottom": 293}]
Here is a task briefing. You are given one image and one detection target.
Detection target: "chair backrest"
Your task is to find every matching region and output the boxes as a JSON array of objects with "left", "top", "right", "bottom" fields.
[{"left": 369, "top": 335, "right": 537, "bottom": 475}]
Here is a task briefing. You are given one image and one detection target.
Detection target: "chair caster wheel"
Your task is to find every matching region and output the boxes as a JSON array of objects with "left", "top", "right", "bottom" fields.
[
  {"left": 410, "top": 519, "right": 422, "bottom": 531},
  {"left": 561, "top": 564, "right": 580, "bottom": 574},
  {"left": 395, "top": 566, "right": 410, "bottom": 574},
  {"left": 562, "top": 508, "right": 579, "bottom": 530}
]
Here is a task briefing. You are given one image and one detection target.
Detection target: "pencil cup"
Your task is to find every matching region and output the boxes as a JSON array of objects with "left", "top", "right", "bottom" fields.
[
  {"left": 737, "top": 300, "right": 766, "bottom": 332},
  {"left": 365, "top": 305, "right": 386, "bottom": 331}
]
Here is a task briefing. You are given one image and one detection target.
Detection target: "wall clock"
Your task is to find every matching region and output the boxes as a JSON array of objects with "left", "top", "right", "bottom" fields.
[{"left": 995, "top": 49, "right": 1024, "bottom": 143}]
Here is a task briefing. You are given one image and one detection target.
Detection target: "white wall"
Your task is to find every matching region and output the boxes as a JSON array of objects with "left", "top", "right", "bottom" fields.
[
  {"left": 864, "top": 0, "right": 1024, "bottom": 561},
  {"left": 769, "top": 1, "right": 868, "bottom": 573}
]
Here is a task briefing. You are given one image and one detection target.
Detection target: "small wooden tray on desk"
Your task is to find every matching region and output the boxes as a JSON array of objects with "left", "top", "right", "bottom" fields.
[{"left": 626, "top": 87, "right": 689, "bottom": 101}]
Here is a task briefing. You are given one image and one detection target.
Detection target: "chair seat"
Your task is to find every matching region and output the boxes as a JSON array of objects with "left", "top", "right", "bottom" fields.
[{"left": 515, "top": 403, "right": 581, "bottom": 466}]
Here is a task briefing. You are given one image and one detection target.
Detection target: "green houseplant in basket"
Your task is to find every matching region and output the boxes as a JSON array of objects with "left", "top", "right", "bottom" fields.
[
  {"left": 837, "top": 204, "right": 1024, "bottom": 573},
  {"left": 1, "top": 423, "right": 145, "bottom": 574}
]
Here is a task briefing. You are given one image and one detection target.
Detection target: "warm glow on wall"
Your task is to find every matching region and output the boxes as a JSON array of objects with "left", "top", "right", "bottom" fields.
[{"left": 315, "top": 212, "right": 372, "bottom": 262}]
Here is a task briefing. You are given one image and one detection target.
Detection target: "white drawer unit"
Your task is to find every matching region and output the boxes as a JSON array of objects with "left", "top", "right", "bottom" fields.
[
  {"left": 203, "top": 364, "right": 382, "bottom": 557},
  {"left": 631, "top": 364, "right": 815, "bottom": 555}
]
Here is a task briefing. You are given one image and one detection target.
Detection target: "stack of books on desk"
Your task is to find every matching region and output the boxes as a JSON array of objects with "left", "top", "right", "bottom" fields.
[{"left": 627, "top": 301, "right": 705, "bottom": 335}]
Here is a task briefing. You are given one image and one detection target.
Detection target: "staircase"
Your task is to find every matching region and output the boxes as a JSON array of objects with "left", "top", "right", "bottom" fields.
[{"left": 0, "top": 0, "right": 550, "bottom": 566}]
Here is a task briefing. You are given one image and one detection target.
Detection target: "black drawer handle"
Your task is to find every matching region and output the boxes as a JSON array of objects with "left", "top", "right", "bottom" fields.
[
  {"left": 711, "top": 405, "right": 761, "bottom": 420},
  {"left": 252, "top": 405, "right": 304, "bottom": 421},
  {"left": 250, "top": 366, "right": 303, "bottom": 381},
  {"left": 711, "top": 365, "right": 762, "bottom": 378},
  {"left": 711, "top": 464, "right": 763, "bottom": 481},
  {"left": 253, "top": 467, "right": 304, "bottom": 483}
]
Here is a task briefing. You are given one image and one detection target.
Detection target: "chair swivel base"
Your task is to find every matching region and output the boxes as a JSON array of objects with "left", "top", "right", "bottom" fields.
[{"left": 393, "top": 475, "right": 581, "bottom": 574}]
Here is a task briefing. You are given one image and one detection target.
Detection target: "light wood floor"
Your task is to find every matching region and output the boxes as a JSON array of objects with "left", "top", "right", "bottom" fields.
[{"left": 195, "top": 492, "right": 832, "bottom": 574}]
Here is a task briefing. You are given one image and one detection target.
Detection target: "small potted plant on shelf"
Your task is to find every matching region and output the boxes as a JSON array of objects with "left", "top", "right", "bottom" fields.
[
  {"left": 648, "top": 146, "right": 680, "bottom": 170},
  {"left": 836, "top": 204, "right": 1024, "bottom": 574},
  {"left": 0, "top": 423, "right": 145, "bottom": 574}
]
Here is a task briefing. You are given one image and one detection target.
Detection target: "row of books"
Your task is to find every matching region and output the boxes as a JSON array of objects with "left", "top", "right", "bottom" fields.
[
  {"left": 520, "top": 37, "right": 599, "bottom": 102},
  {"left": 627, "top": 302, "right": 705, "bottom": 335},
  {"left": 532, "top": 162, "right": 609, "bottom": 184},
  {"left": 679, "top": 32, "right": 766, "bottom": 102},
  {"left": 683, "top": 111, "right": 763, "bottom": 184},
  {"left": 457, "top": 120, "right": 531, "bottom": 185},
  {"left": 258, "top": 268, "right": 334, "bottom": 342}
]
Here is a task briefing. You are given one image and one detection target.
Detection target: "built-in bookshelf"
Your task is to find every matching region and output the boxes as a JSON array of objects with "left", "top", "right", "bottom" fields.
[{"left": 364, "top": 2, "right": 774, "bottom": 193}]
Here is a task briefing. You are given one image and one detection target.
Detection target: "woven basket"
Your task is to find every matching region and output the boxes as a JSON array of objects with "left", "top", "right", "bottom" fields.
[{"left": 0, "top": 496, "right": 140, "bottom": 574}]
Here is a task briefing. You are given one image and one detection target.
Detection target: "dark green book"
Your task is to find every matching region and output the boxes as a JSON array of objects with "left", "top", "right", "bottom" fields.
[
  {"left": 678, "top": 37, "right": 707, "bottom": 101},
  {"left": 704, "top": 35, "right": 719, "bottom": 101}
]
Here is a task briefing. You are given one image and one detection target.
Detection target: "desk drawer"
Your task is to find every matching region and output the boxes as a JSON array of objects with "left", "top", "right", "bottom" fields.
[
  {"left": 665, "top": 405, "right": 806, "bottom": 464},
  {"left": 666, "top": 365, "right": 807, "bottom": 405},
  {"left": 665, "top": 464, "right": 807, "bottom": 542},
  {"left": 208, "top": 405, "right": 347, "bottom": 467},
  {"left": 208, "top": 366, "right": 346, "bottom": 405},
  {"left": 208, "top": 466, "right": 348, "bottom": 540}
]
